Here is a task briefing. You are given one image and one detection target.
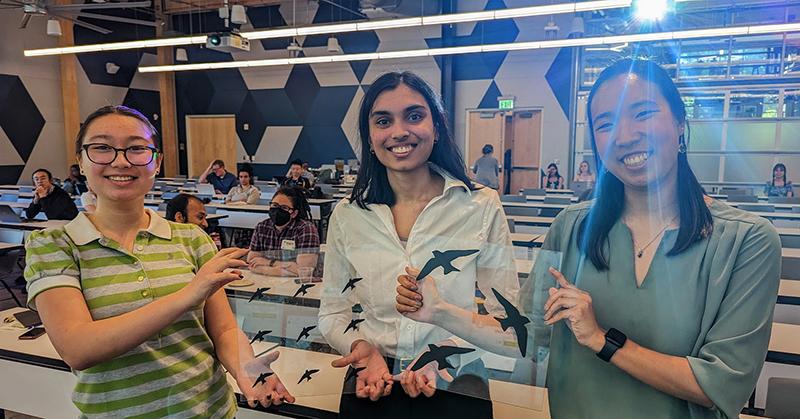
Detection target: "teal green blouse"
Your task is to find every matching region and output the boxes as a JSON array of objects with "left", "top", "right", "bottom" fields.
[{"left": 543, "top": 200, "right": 781, "bottom": 419}]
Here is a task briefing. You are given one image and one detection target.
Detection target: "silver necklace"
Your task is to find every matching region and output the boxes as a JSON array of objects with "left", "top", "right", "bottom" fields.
[{"left": 628, "top": 216, "right": 678, "bottom": 258}]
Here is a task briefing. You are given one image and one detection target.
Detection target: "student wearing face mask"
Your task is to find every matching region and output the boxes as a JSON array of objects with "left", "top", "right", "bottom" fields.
[{"left": 247, "top": 186, "right": 320, "bottom": 277}]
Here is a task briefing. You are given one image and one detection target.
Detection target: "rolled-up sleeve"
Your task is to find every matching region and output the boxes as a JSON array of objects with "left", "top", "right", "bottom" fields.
[
  {"left": 24, "top": 230, "right": 82, "bottom": 310},
  {"left": 319, "top": 208, "right": 368, "bottom": 355},
  {"left": 687, "top": 220, "right": 781, "bottom": 418}
]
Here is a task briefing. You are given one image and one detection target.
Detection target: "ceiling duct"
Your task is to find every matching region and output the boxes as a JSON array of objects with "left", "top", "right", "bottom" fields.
[{"left": 359, "top": 0, "right": 439, "bottom": 19}]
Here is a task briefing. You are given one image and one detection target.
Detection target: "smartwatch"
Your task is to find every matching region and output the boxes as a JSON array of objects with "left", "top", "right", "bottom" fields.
[{"left": 596, "top": 328, "right": 627, "bottom": 362}]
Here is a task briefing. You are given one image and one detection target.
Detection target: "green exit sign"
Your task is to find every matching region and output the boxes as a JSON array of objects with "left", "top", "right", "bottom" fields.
[{"left": 498, "top": 98, "right": 515, "bottom": 110}]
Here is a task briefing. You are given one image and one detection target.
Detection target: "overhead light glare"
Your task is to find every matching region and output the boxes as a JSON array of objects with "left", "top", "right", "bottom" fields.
[{"left": 139, "top": 22, "right": 800, "bottom": 74}]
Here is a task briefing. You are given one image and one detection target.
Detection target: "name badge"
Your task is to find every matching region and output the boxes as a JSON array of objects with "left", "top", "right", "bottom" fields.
[{"left": 281, "top": 239, "right": 296, "bottom": 251}]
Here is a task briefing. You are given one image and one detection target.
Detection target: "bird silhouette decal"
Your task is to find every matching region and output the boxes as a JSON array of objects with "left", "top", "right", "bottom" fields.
[
  {"left": 345, "top": 366, "right": 366, "bottom": 382},
  {"left": 248, "top": 287, "right": 270, "bottom": 302},
  {"left": 249, "top": 329, "right": 272, "bottom": 345},
  {"left": 296, "top": 325, "right": 316, "bottom": 342},
  {"left": 341, "top": 277, "right": 363, "bottom": 294},
  {"left": 297, "top": 369, "right": 320, "bottom": 384},
  {"left": 410, "top": 343, "right": 475, "bottom": 371},
  {"left": 416, "top": 249, "right": 479, "bottom": 281},
  {"left": 293, "top": 283, "right": 316, "bottom": 298},
  {"left": 344, "top": 318, "right": 365, "bottom": 334},
  {"left": 491, "top": 287, "right": 530, "bottom": 357},
  {"left": 252, "top": 371, "right": 274, "bottom": 388}
]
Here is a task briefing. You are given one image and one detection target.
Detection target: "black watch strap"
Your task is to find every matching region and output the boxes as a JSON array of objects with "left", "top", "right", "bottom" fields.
[{"left": 596, "top": 328, "right": 627, "bottom": 362}]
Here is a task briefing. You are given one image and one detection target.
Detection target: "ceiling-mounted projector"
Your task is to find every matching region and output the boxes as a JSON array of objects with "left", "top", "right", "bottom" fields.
[{"left": 206, "top": 32, "right": 250, "bottom": 52}]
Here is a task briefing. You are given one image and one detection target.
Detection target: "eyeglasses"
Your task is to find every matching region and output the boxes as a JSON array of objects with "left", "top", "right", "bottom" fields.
[
  {"left": 82, "top": 144, "right": 159, "bottom": 166},
  {"left": 269, "top": 203, "right": 294, "bottom": 212}
]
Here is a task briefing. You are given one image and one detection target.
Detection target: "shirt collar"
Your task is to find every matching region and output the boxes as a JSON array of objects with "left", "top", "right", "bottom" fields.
[
  {"left": 429, "top": 163, "right": 472, "bottom": 197},
  {"left": 64, "top": 208, "right": 172, "bottom": 245}
]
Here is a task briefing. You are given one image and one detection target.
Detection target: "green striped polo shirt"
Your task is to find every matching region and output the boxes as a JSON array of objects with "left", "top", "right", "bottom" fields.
[{"left": 24, "top": 209, "right": 236, "bottom": 418}]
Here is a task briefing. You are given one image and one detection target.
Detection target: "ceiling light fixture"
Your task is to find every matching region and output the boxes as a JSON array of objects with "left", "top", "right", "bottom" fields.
[
  {"left": 25, "top": 0, "right": 630, "bottom": 57},
  {"left": 137, "top": 22, "right": 800, "bottom": 73}
]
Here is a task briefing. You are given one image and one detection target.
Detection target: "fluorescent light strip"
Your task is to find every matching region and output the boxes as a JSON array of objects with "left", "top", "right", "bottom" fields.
[
  {"left": 25, "top": 0, "right": 630, "bottom": 57},
  {"left": 138, "top": 22, "right": 800, "bottom": 73}
]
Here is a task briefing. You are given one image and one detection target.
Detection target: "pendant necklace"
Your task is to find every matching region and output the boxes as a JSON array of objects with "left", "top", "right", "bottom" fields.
[{"left": 630, "top": 216, "right": 678, "bottom": 258}]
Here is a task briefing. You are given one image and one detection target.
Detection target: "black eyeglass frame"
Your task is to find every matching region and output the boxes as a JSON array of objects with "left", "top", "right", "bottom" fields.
[{"left": 81, "top": 143, "right": 160, "bottom": 166}]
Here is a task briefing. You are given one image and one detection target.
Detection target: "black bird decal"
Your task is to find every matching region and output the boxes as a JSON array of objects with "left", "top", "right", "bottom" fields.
[
  {"left": 296, "top": 325, "right": 316, "bottom": 342},
  {"left": 410, "top": 343, "right": 475, "bottom": 371},
  {"left": 341, "top": 277, "right": 363, "bottom": 294},
  {"left": 248, "top": 287, "right": 271, "bottom": 302},
  {"left": 293, "top": 283, "right": 316, "bottom": 298},
  {"left": 416, "top": 249, "right": 479, "bottom": 281},
  {"left": 252, "top": 371, "right": 274, "bottom": 388},
  {"left": 345, "top": 366, "right": 366, "bottom": 382},
  {"left": 249, "top": 329, "right": 272, "bottom": 345},
  {"left": 297, "top": 368, "right": 320, "bottom": 384},
  {"left": 491, "top": 287, "right": 530, "bottom": 357},
  {"left": 344, "top": 318, "right": 365, "bottom": 334}
]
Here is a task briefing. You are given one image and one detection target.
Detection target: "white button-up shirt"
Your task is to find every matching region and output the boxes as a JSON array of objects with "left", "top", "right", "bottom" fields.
[{"left": 319, "top": 167, "right": 519, "bottom": 360}]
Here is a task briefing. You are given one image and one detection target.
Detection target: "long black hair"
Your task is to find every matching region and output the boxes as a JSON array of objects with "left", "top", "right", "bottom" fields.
[
  {"left": 546, "top": 163, "right": 562, "bottom": 179},
  {"left": 579, "top": 58, "right": 712, "bottom": 270},
  {"left": 349, "top": 71, "right": 475, "bottom": 209},
  {"left": 276, "top": 186, "right": 312, "bottom": 220},
  {"left": 772, "top": 163, "right": 788, "bottom": 186}
]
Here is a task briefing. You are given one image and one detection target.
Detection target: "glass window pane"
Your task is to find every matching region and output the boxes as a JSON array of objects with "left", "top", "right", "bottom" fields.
[
  {"left": 678, "top": 39, "right": 730, "bottom": 80},
  {"left": 728, "top": 35, "right": 783, "bottom": 78},
  {"left": 726, "top": 122, "right": 776, "bottom": 151},
  {"left": 688, "top": 122, "right": 723, "bottom": 151},
  {"left": 783, "top": 33, "right": 800, "bottom": 76},
  {"left": 780, "top": 121, "right": 800, "bottom": 150},
  {"left": 683, "top": 92, "right": 725, "bottom": 119},
  {"left": 729, "top": 90, "right": 779, "bottom": 118},
  {"left": 687, "top": 155, "right": 719, "bottom": 183},
  {"left": 784, "top": 90, "right": 800, "bottom": 118},
  {"left": 723, "top": 155, "right": 774, "bottom": 183}
]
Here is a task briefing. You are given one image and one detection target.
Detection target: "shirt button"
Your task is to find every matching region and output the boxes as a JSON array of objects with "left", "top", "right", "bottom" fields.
[
  {"left": 141, "top": 290, "right": 149, "bottom": 297},
  {"left": 136, "top": 245, "right": 144, "bottom": 251},
  {"left": 406, "top": 325, "right": 413, "bottom": 330},
  {"left": 137, "top": 276, "right": 144, "bottom": 282}
]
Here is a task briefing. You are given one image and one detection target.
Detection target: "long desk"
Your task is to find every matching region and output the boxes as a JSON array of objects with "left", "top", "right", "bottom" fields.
[
  {"left": 502, "top": 202, "right": 569, "bottom": 210},
  {"left": 507, "top": 216, "right": 556, "bottom": 227},
  {"left": 525, "top": 195, "right": 579, "bottom": 203},
  {"left": 768, "top": 322, "right": 800, "bottom": 365},
  {"left": 779, "top": 279, "right": 800, "bottom": 306},
  {"left": 209, "top": 199, "right": 337, "bottom": 214},
  {"left": 510, "top": 233, "right": 545, "bottom": 248}
]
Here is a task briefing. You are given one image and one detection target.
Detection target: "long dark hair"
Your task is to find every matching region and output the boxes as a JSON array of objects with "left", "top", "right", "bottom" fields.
[
  {"left": 772, "top": 163, "right": 787, "bottom": 186},
  {"left": 276, "top": 186, "right": 312, "bottom": 220},
  {"left": 546, "top": 163, "right": 561, "bottom": 179},
  {"left": 349, "top": 71, "right": 475, "bottom": 209},
  {"left": 579, "top": 58, "right": 712, "bottom": 270}
]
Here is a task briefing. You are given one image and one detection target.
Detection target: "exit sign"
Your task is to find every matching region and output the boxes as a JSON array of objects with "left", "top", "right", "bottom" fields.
[{"left": 498, "top": 97, "right": 515, "bottom": 110}]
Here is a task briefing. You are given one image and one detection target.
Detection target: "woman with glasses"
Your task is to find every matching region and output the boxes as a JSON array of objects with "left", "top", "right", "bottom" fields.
[
  {"left": 24, "top": 105, "right": 294, "bottom": 418},
  {"left": 247, "top": 186, "right": 320, "bottom": 277}
]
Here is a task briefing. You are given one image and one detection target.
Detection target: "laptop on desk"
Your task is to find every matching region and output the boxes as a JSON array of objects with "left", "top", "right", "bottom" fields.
[
  {"left": 196, "top": 184, "right": 215, "bottom": 196},
  {"left": 0, "top": 204, "right": 26, "bottom": 223}
]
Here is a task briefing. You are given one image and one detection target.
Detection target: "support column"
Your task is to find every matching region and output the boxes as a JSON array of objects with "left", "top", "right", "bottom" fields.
[
  {"left": 56, "top": 9, "right": 80, "bottom": 166},
  {"left": 154, "top": 1, "right": 179, "bottom": 176},
  {"left": 440, "top": 0, "right": 456, "bottom": 133}
]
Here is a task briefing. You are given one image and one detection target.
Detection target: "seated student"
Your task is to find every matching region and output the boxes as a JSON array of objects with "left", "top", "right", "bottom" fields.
[
  {"left": 765, "top": 163, "right": 793, "bottom": 197},
  {"left": 199, "top": 159, "right": 238, "bottom": 194},
  {"left": 25, "top": 168, "right": 79, "bottom": 220},
  {"left": 283, "top": 159, "right": 312, "bottom": 189},
  {"left": 62, "top": 164, "right": 88, "bottom": 195},
  {"left": 226, "top": 165, "right": 260, "bottom": 204},
  {"left": 541, "top": 163, "right": 565, "bottom": 189},
  {"left": 247, "top": 186, "right": 320, "bottom": 277},
  {"left": 24, "top": 105, "right": 293, "bottom": 418},
  {"left": 285, "top": 161, "right": 316, "bottom": 186},
  {"left": 573, "top": 160, "right": 596, "bottom": 184},
  {"left": 165, "top": 193, "right": 222, "bottom": 248}
]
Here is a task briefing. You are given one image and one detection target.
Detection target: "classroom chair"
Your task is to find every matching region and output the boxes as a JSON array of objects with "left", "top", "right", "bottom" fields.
[
  {"left": 738, "top": 204, "right": 774, "bottom": 212},
  {"left": 543, "top": 196, "right": 573, "bottom": 205},
  {"left": 539, "top": 208, "right": 563, "bottom": 217},
  {"left": 0, "top": 228, "right": 25, "bottom": 307},
  {"left": 501, "top": 195, "right": 527, "bottom": 203},
  {"left": 504, "top": 207, "right": 540, "bottom": 217},
  {"left": 0, "top": 194, "right": 18, "bottom": 202},
  {"left": 768, "top": 197, "right": 800, "bottom": 204},
  {"left": 727, "top": 195, "right": 759, "bottom": 203},
  {"left": 522, "top": 188, "right": 547, "bottom": 196},
  {"left": 765, "top": 377, "right": 800, "bottom": 419},
  {"left": 506, "top": 218, "right": 516, "bottom": 234}
]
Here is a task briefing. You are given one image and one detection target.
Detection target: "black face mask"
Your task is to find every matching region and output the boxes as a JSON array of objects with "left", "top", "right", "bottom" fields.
[{"left": 269, "top": 207, "right": 292, "bottom": 227}]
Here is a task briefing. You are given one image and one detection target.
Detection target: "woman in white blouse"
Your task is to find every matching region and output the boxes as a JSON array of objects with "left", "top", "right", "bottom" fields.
[
  {"left": 225, "top": 165, "right": 260, "bottom": 204},
  {"left": 318, "top": 72, "right": 519, "bottom": 418}
]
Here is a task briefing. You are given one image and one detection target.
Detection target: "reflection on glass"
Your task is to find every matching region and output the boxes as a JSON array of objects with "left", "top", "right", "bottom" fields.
[{"left": 729, "top": 90, "right": 779, "bottom": 118}]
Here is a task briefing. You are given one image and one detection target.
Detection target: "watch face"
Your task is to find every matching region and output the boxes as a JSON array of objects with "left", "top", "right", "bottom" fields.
[{"left": 607, "top": 328, "right": 627, "bottom": 347}]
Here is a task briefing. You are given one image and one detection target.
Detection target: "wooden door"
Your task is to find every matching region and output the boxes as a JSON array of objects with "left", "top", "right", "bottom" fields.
[
  {"left": 509, "top": 110, "right": 542, "bottom": 192},
  {"left": 467, "top": 111, "right": 505, "bottom": 191},
  {"left": 185, "top": 116, "right": 237, "bottom": 178}
]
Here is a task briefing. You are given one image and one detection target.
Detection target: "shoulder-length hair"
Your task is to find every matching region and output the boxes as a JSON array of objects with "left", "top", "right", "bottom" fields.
[
  {"left": 579, "top": 58, "right": 712, "bottom": 270},
  {"left": 349, "top": 71, "right": 475, "bottom": 209}
]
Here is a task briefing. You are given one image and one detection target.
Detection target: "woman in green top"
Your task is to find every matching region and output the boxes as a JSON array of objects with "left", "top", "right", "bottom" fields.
[
  {"left": 540, "top": 59, "right": 780, "bottom": 418},
  {"left": 24, "top": 105, "right": 294, "bottom": 417}
]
